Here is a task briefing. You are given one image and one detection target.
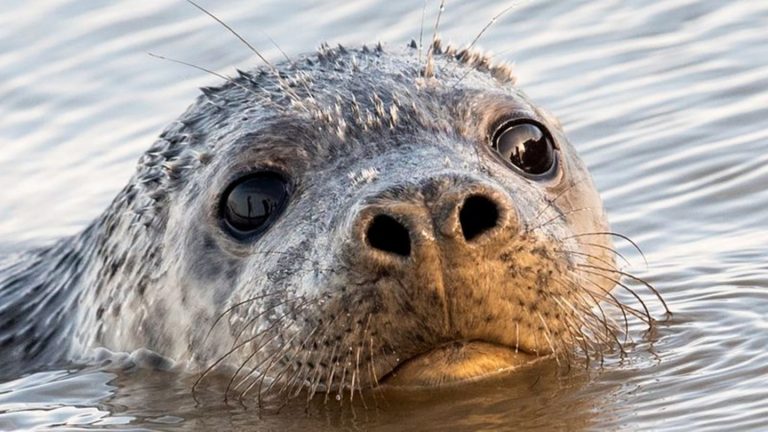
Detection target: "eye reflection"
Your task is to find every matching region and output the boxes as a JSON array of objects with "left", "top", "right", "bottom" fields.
[
  {"left": 221, "top": 172, "right": 290, "bottom": 239},
  {"left": 492, "top": 121, "right": 556, "bottom": 176}
]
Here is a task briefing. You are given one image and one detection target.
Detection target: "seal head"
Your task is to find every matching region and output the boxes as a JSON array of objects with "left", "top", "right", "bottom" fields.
[{"left": 0, "top": 41, "right": 617, "bottom": 394}]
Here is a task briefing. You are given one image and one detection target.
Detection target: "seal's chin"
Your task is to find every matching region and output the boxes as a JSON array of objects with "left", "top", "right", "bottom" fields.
[{"left": 382, "top": 341, "right": 537, "bottom": 388}]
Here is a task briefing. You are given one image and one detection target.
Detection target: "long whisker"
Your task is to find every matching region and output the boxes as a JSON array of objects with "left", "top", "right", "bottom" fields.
[
  {"left": 418, "top": 0, "right": 429, "bottom": 63},
  {"left": 263, "top": 32, "right": 292, "bottom": 63},
  {"left": 228, "top": 298, "right": 317, "bottom": 401},
  {"left": 578, "top": 268, "right": 654, "bottom": 329},
  {"left": 533, "top": 176, "right": 589, "bottom": 221},
  {"left": 247, "top": 332, "right": 303, "bottom": 407},
  {"left": 352, "top": 314, "right": 371, "bottom": 408},
  {"left": 231, "top": 297, "right": 302, "bottom": 347},
  {"left": 147, "top": 52, "right": 270, "bottom": 104},
  {"left": 567, "top": 232, "right": 648, "bottom": 268},
  {"left": 226, "top": 325, "right": 286, "bottom": 401},
  {"left": 367, "top": 333, "right": 380, "bottom": 391},
  {"left": 551, "top": 296, "right": 596, "bottom": 367},
  {"left": 336, "top": 351, "right": 350, "bottom": 403},
  {"left": 184, "top": 0, "right": 311, "bottom": 107},
  {"left": 567, "top": 301, "right": 607, "bottom": 364},
  {"left": 579, "top": 264, "right": 670, "bottom": 314},
  {"left": 556, "top": 248, "right": 621, "bottom": 272},
  {"left": 202, "top": 291, "right": 282, "bottom": 344},
  {"left": 571, "top": 269, "right": 631, "bottom": 342},
  {"left": 267, "top": 326, "right": 320, "bottom": 400},
  {"left": 466, "top": 4, "right": 518, "bottom": 54},
  {"left": 537, "top": 312, "right": 561, "bottom": 367},
  {"left": 452, "top": 3, "right": 520, "bottom": 88},
  {"left": 576, "top": 241, "right": 633, "bottom": 267},
  {"left": 550, "top": 277, "right": 615, "bottom": 346},
  {"left": 576, "top": 272, "right": 652, "bottom": 325},
  {"left": 186, "top": 0, "right": 272, "bottom": 68},
  {"left": 532, "top": 207, "right": 596, "bottom": 231},
  {"left": 306, "top": 331, "right": 334, "bottom": 402},
  {"left": 423, "top": 0, "right": 446, "bottom": 78},
  {"left": 575, "top": 282, "right": 628, "bottom": 352},
  {"left": 323, "top": 341, "right": 340, "bottom": 404},
  {"left": 249, "top": 320, "right": 319, "bottom": 399},
  {"left": 192, "top": 296, "right": 314, "bottom": 397}
]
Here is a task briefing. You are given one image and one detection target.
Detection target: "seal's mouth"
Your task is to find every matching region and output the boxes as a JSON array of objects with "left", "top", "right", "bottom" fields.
[{"left": 381, "top": 340, "right": 539, "bottom": 388}]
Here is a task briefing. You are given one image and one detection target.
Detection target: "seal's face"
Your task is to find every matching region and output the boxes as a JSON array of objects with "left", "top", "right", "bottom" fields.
[{"left": 91, "top": 43, "right": 617, "bottom": 396}]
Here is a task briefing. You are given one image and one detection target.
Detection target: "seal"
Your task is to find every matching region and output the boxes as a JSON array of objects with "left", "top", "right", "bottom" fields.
[{"left": 0, "top": 36, "right": 638, "bottom": 397}]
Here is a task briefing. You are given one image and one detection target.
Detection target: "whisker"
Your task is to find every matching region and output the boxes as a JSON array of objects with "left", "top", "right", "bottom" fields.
[
  {"left": 324, "top": 341, "right": 340, "bottom": 404},
  {"left": 306, "top": 331, "right": 335, "bottom": 402},
  {"left": 250, "top": 338, "right": 298, "bottom": 408},
  {"left": 467, "top": 3, "right": 517, "bottom": 54},
  {"left": 239, "top": 331, "right": 304, "bottom": 407},
  {"left": 184, "top": 0, "right": 310, "bottom": 108},
  {"left": 337, "top": 352, "right": 349, "bottom": 403},
  {"left": 226, "top": 319, "right": 296, "bottom": 400},
  {"left": 203, "top": 291, "right": 281, "bottom": 345},
  {"left": 551, "top": 297, "right": 595, "bottom": 367},
  {"left": 555, "top": 248, "right": 620, "bottom": 272},
  {"left": 231, "top": 297, "right": 302, "bottom": 347},
  {"left": 579, "top": 264, "right": 670, "bottom": 315},
  {"left": 147, "top": 52, "right": 271, "bottom": 105},
  {"left": 451, "top": 2, "right": 520, "bottom": 88},
  {"left": 575, "top": 241, "right": 633, "bottom": 268},
  {"left": 586, "top": 284, "right": 630, "bottom": 346},
  {"left": 418, "top": 0, "right": 428, "bottom": 63},
  {"left": 423, "top": 0, "right": 446, "bottom": 78},
  {"left": 575, "top": 283, "right": 627, "bottom": 354},
  {"left": 270, "top": 327, "right": 320, "bottom": 400},
  {"left": 292, "top": 338, "right": 327, "bottom": 399},
  {"left": 550, "top": 278, "right": 614, "bottom": 345},
  {"left": 242, "top": 306, "right": 320, "bottom": 402},
  {"left": 579, "top": 268, "right": 654, "bottom": 329},
  {"left": 367, "top": 334, "right": 381, "bottom": 399},
  {"left": 536, "top": 312, "right": 561, "bottom": 367},
  {"left": 192, "top": 296, "right": 313, "bottom": 397},
  {"left": 263, "top": 32, "right": 292, "bottom": 63},
  {"left": 533, "top": 176, "right": 589, "bottom": 222},
  {"left": 229, "top": 305, "right": 315, "bottom": 404},
  {"left": 352, "top": 314, "right": 371, "bottom": 408},
  {"left": 186, "top": 0, "right": 272, "bottom": 68},
  {"left": 578, "top": 273, "right": 651, "bottom": 325},
  {"left": 532, "top": 207, "right": 596, "bottom": 231},
  {"left": 567, "top": 232, "right": 648, "bottom": 268}
]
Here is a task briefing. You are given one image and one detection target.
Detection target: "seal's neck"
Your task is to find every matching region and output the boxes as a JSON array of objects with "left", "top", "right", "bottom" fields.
[
  {"left": 0, "top": 182, "right": 151, "bottom": 376},
  {"left": 0, "top": 229, "right": 93, "bottom": 377}
]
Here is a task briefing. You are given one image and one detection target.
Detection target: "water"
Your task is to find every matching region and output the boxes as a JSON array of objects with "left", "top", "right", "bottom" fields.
[{"left": 1, "top": 0, "right": 767, "bottom": 430}]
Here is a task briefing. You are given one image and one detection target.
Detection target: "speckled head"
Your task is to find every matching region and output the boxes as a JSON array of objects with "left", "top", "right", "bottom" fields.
[{"left": 55, "top": 39, "right": 622, "bottom": 395}]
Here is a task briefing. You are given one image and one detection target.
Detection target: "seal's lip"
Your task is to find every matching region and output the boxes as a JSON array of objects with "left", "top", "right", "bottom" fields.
[{"left": 380, "top": 340, "right": 542, "bottom": 388}]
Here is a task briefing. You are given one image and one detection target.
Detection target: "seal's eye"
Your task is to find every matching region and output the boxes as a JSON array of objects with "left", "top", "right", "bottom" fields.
[
  {"left": 221, "top": 172, "right": 290, "bottom": 239},
  {"left": 492, "top": 121, "right": 556, "bottom": 176}
]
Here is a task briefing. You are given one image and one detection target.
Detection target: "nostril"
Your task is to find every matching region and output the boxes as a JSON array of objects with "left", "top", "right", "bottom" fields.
[
  {"left": 366, "top": 214, "right": 412, "bottom": 257},
  {"left": 459, "top": 195, "right": 500, "bottom": 241}
]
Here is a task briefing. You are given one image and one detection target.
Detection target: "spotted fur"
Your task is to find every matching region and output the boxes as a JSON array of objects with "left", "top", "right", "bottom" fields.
[{"left": 0, "top": 39, "right": 661, "bottom": 400}]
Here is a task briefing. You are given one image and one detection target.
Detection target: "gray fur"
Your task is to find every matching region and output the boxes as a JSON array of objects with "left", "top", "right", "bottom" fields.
[{"left": 0, "top": 40, "right": 621, "bottom": 396}]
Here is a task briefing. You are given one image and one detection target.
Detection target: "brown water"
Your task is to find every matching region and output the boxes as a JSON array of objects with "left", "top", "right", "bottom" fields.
[{"left": 1, "top": 0, "right": 767, "bottom": 430}]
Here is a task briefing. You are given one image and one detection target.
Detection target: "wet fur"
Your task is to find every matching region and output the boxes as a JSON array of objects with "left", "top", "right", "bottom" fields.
[{"left": 0, "top": 28, "right": 665, "bottom": 400}]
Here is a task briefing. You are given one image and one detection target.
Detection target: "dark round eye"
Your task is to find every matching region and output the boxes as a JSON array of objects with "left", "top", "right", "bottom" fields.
[
  {"left": 220, "top": 172, "right": 290, "bottom": 239},
  {"left": 492, "top": 121, "right": 556, "bottom": 176}
]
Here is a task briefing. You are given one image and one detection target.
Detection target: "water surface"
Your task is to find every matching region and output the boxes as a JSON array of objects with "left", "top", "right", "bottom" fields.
[{"left": 1, "top": 0, "right": 767, "bottom": 430}]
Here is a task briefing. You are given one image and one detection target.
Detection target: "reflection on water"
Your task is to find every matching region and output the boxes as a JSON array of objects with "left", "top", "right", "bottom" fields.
[
  {"left": 1, "top": 0, "right": 767, "bottom": 430},
  {"left": 1, "top": 362, "right": 606, "bottom": 431}
]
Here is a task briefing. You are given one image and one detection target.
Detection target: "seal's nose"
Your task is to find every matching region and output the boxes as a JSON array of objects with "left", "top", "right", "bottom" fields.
[
  {"left": 457, "top": 195, "right": 500, "bottom": 242},
  {"left": 359, "top": 182, "right": 513, "bottom": 260},
  {"left": 365, "top": 214, "right": 412, "bottom": 257}
]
